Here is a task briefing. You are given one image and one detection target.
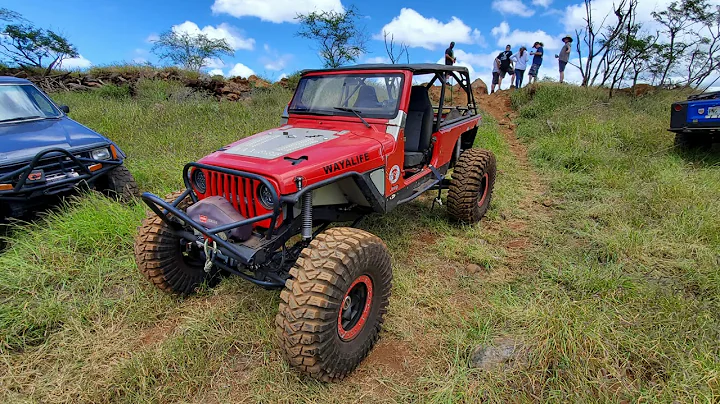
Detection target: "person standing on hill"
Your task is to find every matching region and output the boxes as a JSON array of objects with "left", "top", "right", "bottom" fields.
[
  {"left": 445, "top": 42, "right": 456, "bottom": 66},
  {"left": 511, "top": 46, "right": 529, "bottom": 88},
  {"left": 491, "top": 60, "right": 501, "bottom": 94},
  {"left": 528, "top": 41, "right": 544, "bottom": 85},
  {"left": 556, "top": 36, "right": 573, "bottom": 83},
  {"left": 495, "top": 45, "right": 515, "bottom": 90}
]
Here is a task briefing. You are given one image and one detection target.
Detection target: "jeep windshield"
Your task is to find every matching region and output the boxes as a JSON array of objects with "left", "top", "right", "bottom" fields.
[
  {"left": 289, "top": 73, "right": 404, "bottom": 119},
  {"left": 0, "top": 84, "right": 62, "bottom": 123}
]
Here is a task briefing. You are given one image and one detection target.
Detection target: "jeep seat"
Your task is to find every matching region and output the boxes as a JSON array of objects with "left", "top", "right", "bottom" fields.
[
  {"left": 403, "top": 86, "right": 434, "bottom": 168},
  {"left": 354, "top": 85, "right": 381, "bottom": 109}
]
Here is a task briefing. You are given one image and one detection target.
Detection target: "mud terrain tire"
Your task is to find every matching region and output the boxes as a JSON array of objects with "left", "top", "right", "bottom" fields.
[
  {"left": 447, "top": 148, "right": 497, "bottom": 224},
  {"left": 100, "top": 165, "right": 139, "bottom": 203},
  {"left": 275, "top": 227, "right": 392, "bottom": 382},
  {"left": 134, "top": 191, "right": 221, "bottom": 295}
]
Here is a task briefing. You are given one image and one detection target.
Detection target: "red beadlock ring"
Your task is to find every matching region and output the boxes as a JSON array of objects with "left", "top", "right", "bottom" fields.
[
  {"left": 477, "top": 173, "right": 489, "bottom": 207},
  {"left": 337, "top": 275, "right": 373, "bottom": 341}
]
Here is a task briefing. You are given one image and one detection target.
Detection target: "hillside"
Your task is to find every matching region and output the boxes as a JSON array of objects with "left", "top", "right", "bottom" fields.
[{"left": 0, "top": 83, "right": 718, "bottom": 402}]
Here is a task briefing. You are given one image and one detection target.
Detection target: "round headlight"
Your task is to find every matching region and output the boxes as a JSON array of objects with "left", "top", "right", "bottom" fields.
[
  {"left": 192, "top": 169, "right": 207, "bottom": 194},
  {"left": 91, "top": 148, "right": 111, "bottom": 160},
  {"left": 257, "top": 184, "right": 274, "bottom": 209}
]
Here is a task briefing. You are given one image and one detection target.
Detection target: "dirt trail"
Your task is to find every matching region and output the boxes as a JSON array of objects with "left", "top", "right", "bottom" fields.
[{"left": 477, "top": 90, "right": 550, "bottom": 266}]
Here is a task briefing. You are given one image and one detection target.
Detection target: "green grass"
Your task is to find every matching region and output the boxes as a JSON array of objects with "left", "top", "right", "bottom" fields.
[{"left": 0, "top": 81, "right": 718, "bottom": 403}]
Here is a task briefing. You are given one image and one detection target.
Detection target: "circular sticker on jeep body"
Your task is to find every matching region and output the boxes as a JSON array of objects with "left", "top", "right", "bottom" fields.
[{"left": 388, "top": 165, "right": 400, "bottom": 184}]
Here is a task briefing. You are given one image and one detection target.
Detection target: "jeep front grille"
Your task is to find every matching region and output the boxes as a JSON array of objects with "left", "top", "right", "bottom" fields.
[{"left": 200, "top": 170, "right": 262, "bottom": 219}]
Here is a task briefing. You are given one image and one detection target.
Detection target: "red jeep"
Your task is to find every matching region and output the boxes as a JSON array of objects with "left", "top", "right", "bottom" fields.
[{"left": 134, "top": 64, "right": 497, "bottom": 381}]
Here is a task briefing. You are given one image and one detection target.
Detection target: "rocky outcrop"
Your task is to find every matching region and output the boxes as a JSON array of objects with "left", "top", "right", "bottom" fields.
[{"left": 0, "top": 67, "right": 274, "bottom": 101}]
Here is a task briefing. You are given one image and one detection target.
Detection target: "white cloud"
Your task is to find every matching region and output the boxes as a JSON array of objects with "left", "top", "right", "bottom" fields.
[
  {"left": 205, "top": 58, "right": 226, "bottom": 69},
  {"left": 59, "top": 54, "right": 92, "bottom": 69},
  {"left": 278, "top": 73, "right": 288, "bottom": 80},
  {"left": 532, "top": 0, "right": 552, "bottom": 7},
  {"left": 365, "top": 56, "right": 390, "bottom": 64},
  {"left": 146, "top": 34, "right": 159, "bottom": 43},
  {"left": 211, "top": 0, "right": 343, "bottom": 23},
  {"left": 228, "top": 62, "right": 255, "bottom": 78},
  {"left": 491, "top": 22, "right": 559, "bottom": 50},
  {"left": 376, "top": 8, "right": 484, "bottom": 50},
  {"left": 260, "top": 44, "right": 293, "bottom": 71},
  {"left": 492, "top": 0, "right": 535, "bottom": 17},
  {"left": 172, "top": 21, "right": 255, "bottom": 50},
  {"left": 208, "top": 68, "right": 225, "bottom": 76}
]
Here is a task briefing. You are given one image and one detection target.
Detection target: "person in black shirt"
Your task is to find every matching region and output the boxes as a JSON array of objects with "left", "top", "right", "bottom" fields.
[
  {"left": 445, "top": 42, "right": 456, "bottom": 65},
  {"left": 494, "top": 45, "right": 515, "bottom": 90}
]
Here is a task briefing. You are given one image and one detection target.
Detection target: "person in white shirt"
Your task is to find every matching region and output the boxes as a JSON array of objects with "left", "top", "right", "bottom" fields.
[
  {"left": 491, "top": 61, "right": 501, "bottom": 94},
  {"left": 511, "top": 47, "right": 529, "bottom": 88}
]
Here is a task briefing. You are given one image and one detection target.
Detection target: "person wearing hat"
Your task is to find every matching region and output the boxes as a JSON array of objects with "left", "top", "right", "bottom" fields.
[
  {"left": 528, "top": 41, "right": 544, "bottom": 84},
  {"left": 556, "top": 35, "right": 573, "bottom": 83}
]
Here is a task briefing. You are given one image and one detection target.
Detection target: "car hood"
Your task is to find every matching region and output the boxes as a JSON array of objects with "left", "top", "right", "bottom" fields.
[
  {"left": 198, "top": 123, "right": 389, "bottom": 194},
  {"left": 0, "top": 117, "right": 108, "bottom": 165}
]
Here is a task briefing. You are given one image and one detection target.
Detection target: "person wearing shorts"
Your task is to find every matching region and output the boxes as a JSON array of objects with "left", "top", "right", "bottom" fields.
[
  {"left": 557, "top": 36, "right": 572, "bottom": 83},
  {"left": 528, "top": 42, "right": 544, "bottom": 84},
  {"left": 491, "top": 62, "right": 501, "bottom": 94},
  {"left": 495, "top": 45, "right": 515, "bottom": 90}
]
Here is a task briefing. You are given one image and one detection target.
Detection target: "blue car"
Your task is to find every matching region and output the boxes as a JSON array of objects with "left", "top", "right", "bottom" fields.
[
  {"left": 0, "top": 76, "right": 138, "bottom": 219},
  {"left": 670, "top": 91, "right": 720, "bottom": 149}
]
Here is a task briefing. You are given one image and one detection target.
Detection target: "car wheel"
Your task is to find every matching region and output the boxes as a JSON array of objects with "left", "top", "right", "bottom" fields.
[
  {"left": 275, "top": 227, "right": 393, "bottom": 382},
  {"left": 447, "top": 148, "right": 497, "bottom": 223}
]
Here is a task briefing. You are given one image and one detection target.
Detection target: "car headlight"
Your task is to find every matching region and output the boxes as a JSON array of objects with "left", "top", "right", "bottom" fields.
[
  {"left": 91, "top": 148, "right": 111, "bottom": 160},
  {"left": 257, "top": 184, "right": 275, "bottom": 209},
  {"left": 192, "top": 169, "right": 207, "bottom": 194}
]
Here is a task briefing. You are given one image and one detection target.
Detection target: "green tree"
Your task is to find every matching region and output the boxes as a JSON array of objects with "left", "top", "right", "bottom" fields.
[
  {"left": 0, "top": 19, "right": 78, "bottom": 76},
  {"left": 296, "top": 6, "right": 368, "bottom": 68},
  {"left": 151, "top": 30, "right": 233, "bottom": 72}
]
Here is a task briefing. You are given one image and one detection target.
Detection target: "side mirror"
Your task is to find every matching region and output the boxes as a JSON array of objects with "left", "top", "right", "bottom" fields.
[{"left": 59, "top": 105, "right": 70, "bottom": 114}]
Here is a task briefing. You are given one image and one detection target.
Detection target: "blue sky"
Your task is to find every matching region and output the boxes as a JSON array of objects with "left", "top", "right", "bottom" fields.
[{"left": 4, "top": 0, "right": 715, "bottom": 86}]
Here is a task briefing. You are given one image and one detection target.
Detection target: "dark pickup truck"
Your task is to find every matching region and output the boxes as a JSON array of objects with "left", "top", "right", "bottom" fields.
[
  {"left": 670, "top": 90, "right": 720, "bottom": 149},
  {"left": 0, "top": 76, "right": 138, "bottom": 219}
]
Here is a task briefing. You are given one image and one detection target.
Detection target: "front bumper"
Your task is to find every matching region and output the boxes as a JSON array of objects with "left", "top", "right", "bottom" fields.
[{"left": 0, "top": 147, "right": 122, "bottom": 202}]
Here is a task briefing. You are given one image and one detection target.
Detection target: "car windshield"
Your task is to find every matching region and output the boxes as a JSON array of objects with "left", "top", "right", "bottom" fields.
[
  {"left": 289, "top": 73, "right": 404, "bottom": 119},
  {"left": 0, "top": 84, "right": 61, "bottom": 122}
]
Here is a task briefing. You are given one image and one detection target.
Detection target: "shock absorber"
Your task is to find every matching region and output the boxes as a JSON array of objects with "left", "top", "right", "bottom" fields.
[
  {"left": 296, "top": 177, "right": 312, "bottom": 241},
  {"left": 302, "top": 192, "right": 312, "bottom": 240}
]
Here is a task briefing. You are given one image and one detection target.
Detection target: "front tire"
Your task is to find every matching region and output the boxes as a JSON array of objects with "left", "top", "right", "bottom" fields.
[
  {"left": 100, "top": 165, "right": 139, "bottom": 203},
  {"left": 447, "top": 148, "right": 497, "bottom": 223},
  {"left": 134, "top": 191, "right": 221, "bottom": 295},
  {"left": 275, "top": 227, "right": 393, "bottom": 382}
]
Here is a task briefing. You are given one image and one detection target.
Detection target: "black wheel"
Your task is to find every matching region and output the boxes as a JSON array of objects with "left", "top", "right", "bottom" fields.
[
  {"left": 134, "top": 191, "right": 221, "bottom": 295},
  {"left": 674, "top": 132, "right": 712, "bottom": 150},
  {"left": 100, "top": 165, "right": 139, "bottom": 203},
  {"left": 447, "top": 148, "right": 497, "bottom": 223},
  {"left": 275, "top": 227, "right": 393, "bottom": 382}
]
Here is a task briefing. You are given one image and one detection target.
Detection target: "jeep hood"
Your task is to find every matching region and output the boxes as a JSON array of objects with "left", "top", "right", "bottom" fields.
[
  {"left": 199, "top": 124, "right": 387, "bottom": 193},
  {"left": 0, "top": 117, "right": 108, "bottom": 165}
]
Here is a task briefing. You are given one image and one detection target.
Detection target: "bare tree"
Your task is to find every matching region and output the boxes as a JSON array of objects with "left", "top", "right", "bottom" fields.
[
  {"left": 574, "top": 0, "right": 637, "bottom": 86},
  {"left": 296, "top": 6, "right": 368, "bottom": 68},
  {"left": 383, "top": 31, "right": 409, "bottom": 64}
]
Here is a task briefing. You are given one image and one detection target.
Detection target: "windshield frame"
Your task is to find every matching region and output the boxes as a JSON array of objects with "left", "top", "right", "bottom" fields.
[
  {"left": 288, "top": 73, "right": 405, "bottom": 120},
  {"left": 0, "top": 83, "right": 63, "bottom": 123}
]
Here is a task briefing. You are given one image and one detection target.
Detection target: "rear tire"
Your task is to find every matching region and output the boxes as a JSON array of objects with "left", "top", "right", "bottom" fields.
[
  {"left": 447, "top": 148, "right": 497, "bottom": 223},
  {"left": 674, "top": 132, "right": 711, "bottom": 150},
  {"left": 100, "top": 165, "right": 139, "bottom": 203},
  {"left": 134, "top": 191, "right": 221, "bottom": 295},
  {"left": 275, "top": 227, "right": 392, "bottom": 382}
]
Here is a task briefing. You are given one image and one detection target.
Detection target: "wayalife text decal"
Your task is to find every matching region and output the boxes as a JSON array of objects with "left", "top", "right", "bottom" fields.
[{"left": 323, "top": 153, "right": 371, "bottom": 174}]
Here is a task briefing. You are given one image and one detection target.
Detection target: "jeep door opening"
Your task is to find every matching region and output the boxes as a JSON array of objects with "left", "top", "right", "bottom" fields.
[{"left": 134, "top": 64, "right": 497, "bottom": 381}]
